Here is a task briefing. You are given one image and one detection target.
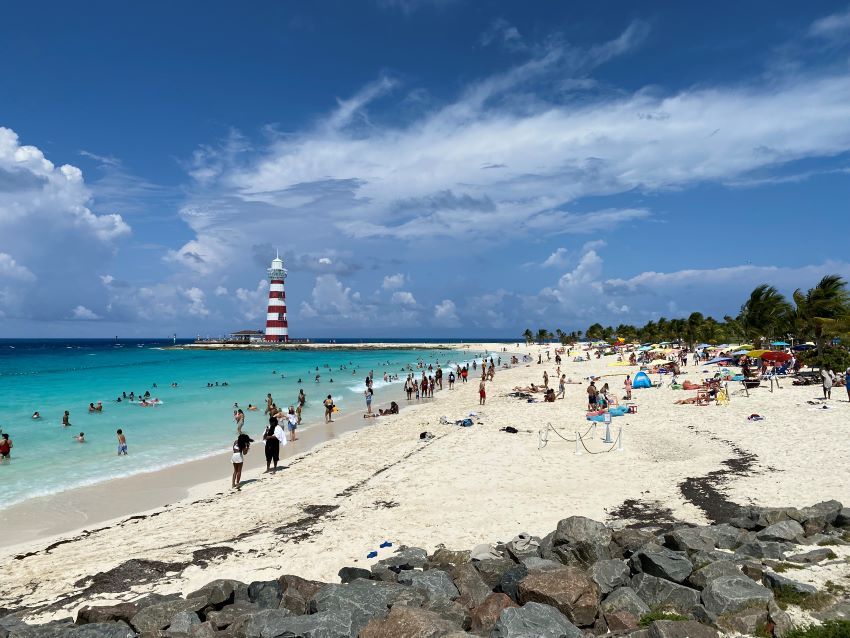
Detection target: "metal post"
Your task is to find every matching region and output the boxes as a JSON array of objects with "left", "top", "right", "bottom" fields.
[
  {"left": 575, "top": 432, "right": 582, "bottom": 455},
  {"left": 617, "top": 425, "right": 624, "bottom": 452},
  {"left": 603, "top": 421, "right": 613, "bottom": 444}
]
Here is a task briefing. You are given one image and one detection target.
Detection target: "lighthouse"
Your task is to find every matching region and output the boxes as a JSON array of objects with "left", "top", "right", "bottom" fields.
[{"left": 264, "top": 253, "right": 289, "bottom": 343}]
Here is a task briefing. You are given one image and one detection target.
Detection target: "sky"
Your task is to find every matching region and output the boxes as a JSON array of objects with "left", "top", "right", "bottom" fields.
[{"left": 2, "top": 0, "right": 850, "bottom": 338}]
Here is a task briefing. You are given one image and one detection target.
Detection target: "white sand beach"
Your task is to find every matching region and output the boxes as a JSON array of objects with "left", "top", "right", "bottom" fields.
[{"left": 1, "top": 343, "right": 848, "bottom": 616}]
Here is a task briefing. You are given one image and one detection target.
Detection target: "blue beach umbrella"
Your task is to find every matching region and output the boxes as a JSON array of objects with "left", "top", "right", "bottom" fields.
[
  {"left": 705, "top": 356, "right": 733, "bottom": 365},
  {"left": 770, "top": 341, "right": 790, "bottom": 346}
]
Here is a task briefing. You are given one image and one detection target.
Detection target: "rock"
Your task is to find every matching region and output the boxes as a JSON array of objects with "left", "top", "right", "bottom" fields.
[
  {"left": 813, "top": 601, "right": 850, "bottom": 622},
  {"left": 70, "top": 622, "right": 136, "bottom": 638},
  {"left": 186, "top": 580, "right": 244, "bottom": 609},
  {"left": 470, "top": 593, "right": 517, "bottom": 633},
  {"left": 519, "top": 557, "right": 561, "bottom": 572},
  {"left": 473, "top": 558, "right": 515, "bottom": 590},
  {"left": 647, "top": 620, "right": 718, "bottom": 638},
  {"left": 717, "top": 606, "right": 768, "bottom": 635},
  {"left": 728, "top": 516, "right": 759, "bottom": 531},
  {"left": 397, "top": 570, "right": 459, "bottom": 601},
  {"left": 700, "top": 576, "right": 773, "bottom": 615},
  {"left": 537, "top": 531, "right": 556, "bottom": 560},
  {"left": 278, "top": 575, "right": 326, "bottom": 616},
  {"left": 630, "top": 544, "right": 693, "bottom": 584},
  {"left": 187, "top": 621, "right": 216, "bottom": 638},
  {"left": 739, "top": 561, "right": 764, "bottom": 583},
  {"left": 631, "top": 574, "right": 700, "bottom": 613},
  {"left": 76, "top": 604, "right": 138, "bottom": 625},
  {"left": 240, "top": 609, "right": 352, "bottom": 638},
  {"left": 666, "top": 525, "right": 744, "bottom": 554},
  {"left": 687, "top": 561, "right": 741, "bottom": 590},
  {"left": 428, "top": 548, "right": 471, "bottom": 569},
  {"left": 605, "top": 610, "right": 639, "bottom": 633},
  {"left": 762, "top": 571, "right": 818, "bottom": 595},
  {"left": 246, "top": 581, "right": 282, "bottom": 609},
  {"left": 600, "top": 587, "right": 650, "bottom": 618},
  {"left": 769, "top": 599, "right": 793, "bottom": 638},
  {"left": 754, "top": 507, "right": 803, "bottom": 528},
  {"left": 590, "top": 560, "right": 630, "bottom": 594},
  {"left": 505, "top": 535, "right": 541, "bottom": 562},
  {"left": 491, "top": 602, "right": 582, "bottom": 638},
  {"left": 612, "top": 529, "right": 657, "bottom": 558},
  {"left": 798, "top": 500, "right": 843, "bottom": 535},
  {"left": 359, "top": 605, "right": 458, "bottom": 638},
  {"left": 735, "top": 541, "right": 787, "bottom": 560},
  {"left": 785, "top": 548, "right": 835, "bottom": 564},
  {"left": 451, "top": 563, "right": 492, "bottom": 609},
  {"left": 338, "top": 567, "right": 371, "bottom": 584},
  {"left": 689, "top": 604, "right": 718, "bottom": 628},
  {"left": 136, "top": 594, "right": 182, "bottom": 611},
  {"left": 756, "top": 520, "right": 805, "bottom": 544},
  {"left": 374, "top": 547, "right": 428, "bottom": 573},
  {"left": 420, "top": 597, "right": 470, "bottom": 630},
  {"left": 517, "top": 566, "right": 600, "bottom": 627},
  {"left": 498, "top": 565, "right": 528, "bottom": 604},
  {"left": 552, "top": 517, "right": 612, "bottom": 567},
  {"left": 130, "top": 598, "right": 206, "bottom": 633},
  {"left": 205, "top": 603, "right": 258, "bottom": 629},
  {"left": 167, "top": 612, "right": 200, "bottom": 634},
  {"left": 836, "top": 508, "right": 850, "bottom": 528},
  {"left": 310, "top": 579, "right": 425, "bottom": 636}
]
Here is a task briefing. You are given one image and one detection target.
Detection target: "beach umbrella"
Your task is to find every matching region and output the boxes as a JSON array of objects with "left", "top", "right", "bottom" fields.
[
  {"left": 792, "top": 343, "right": 815, "bottom": 351},
  {"left": 732, "top": 350, "right": 749, "bottom": 356},
  {"left": 637, "top": 345, "right": 652, "bottom": 351},
  {"left": 738, "top": 344, "right": 754, "bottom": 350},
  {"left": 761, "top": 351, "right": 791, "bottom": 362},
  {"left": 745, "top": 349, "right": 769, "bottom": 358},
  {"left": 648, "top": 358, "right": 669, "bottom": 365},
  {"left": 770, "top": 341, "right": 790, "bottom": 347},
  {"left": 705, "top": 356, "right": 733, "bottom": 364}
]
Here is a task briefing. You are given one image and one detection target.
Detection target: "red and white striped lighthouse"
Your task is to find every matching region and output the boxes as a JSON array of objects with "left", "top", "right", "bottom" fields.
[{"left": 264, "top": 253, "right": 289, "bottom": 342}]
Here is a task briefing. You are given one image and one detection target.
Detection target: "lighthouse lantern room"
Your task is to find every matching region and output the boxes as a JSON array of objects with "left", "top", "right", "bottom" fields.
[{"left": 265, "top": 253, "right": 289, "bottom": 342}]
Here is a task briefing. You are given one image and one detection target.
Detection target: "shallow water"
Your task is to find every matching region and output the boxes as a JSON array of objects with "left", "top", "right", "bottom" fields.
[{"left": 0, "top": 339, "right": 482, "bottom": 508}]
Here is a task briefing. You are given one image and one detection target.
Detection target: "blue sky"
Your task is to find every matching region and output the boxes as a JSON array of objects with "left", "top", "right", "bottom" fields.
[{"left": 2, "top": 1, "right": 850, "bottom": 338}]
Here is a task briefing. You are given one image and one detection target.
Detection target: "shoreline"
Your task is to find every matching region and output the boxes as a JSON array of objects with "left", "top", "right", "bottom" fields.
[{"left": 167, "top": 342, "right": 493, "bottom": 351}]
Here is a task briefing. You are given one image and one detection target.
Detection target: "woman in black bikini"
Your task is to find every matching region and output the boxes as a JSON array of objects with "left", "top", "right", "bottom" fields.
[{"left": 231, "top": 433, "right": 251, "bottom": 490}]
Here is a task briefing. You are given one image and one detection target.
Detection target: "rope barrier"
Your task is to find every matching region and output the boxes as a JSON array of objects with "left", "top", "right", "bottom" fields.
[{"left": 538, "top": 422, "right": 595, "bottom": 449}]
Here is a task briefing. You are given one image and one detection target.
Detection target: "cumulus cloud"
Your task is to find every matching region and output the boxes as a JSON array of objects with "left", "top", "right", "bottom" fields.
[
  {"left": 215, "top": 285, "right": 229, "bottom": 296},
  {"left": 234, "top": 280, "right": 269, "bottom": 320},
  {"left": 433, "top": 299, "right": 460, "bottom": 326},
  {"left": 542, "top": 248, "right": 569, "bottom": 268},
  {"left": 391, "top": 290, "right": 417, "bottom": 305},
  {"left": 0, "top": 253, "right": 35, "bottom": 281},
  {"left": 808, "top": 7, "right": 850, "bottom": 40},
  {"left": 71, "top": 305, "right": 100, "bottom": 320},
  {"left": 382, "top": 273, "right": 406, "bottom": 289},
  {"left": 183, "top": 287, "right": 210, "bottom": 317}
]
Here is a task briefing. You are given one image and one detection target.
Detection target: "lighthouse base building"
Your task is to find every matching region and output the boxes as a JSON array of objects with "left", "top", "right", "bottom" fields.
[{"left": 265, "top": 254, "right": 289, "bottom": 342}]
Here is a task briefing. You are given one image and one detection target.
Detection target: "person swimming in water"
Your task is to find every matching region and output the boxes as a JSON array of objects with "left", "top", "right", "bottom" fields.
[
  {"left": 31, "top": 411, "right": 40, "bottom": 419},
  {"left": 74, "top": 432, "right": 85, "bottom": 442}
]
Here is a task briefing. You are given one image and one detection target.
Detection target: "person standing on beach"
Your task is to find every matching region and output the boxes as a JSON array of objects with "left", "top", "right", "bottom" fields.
[
  {"left": 822, "top": 368, "right": 835, "bottom": 400},
  {"left": 116, "top": 429, "right": 128, "bottom": 455},
  {"left": 264, "top": 393, "right": 274, "bottom": 415},
  {"left": 263, "top": 417, "right": 280, "bottom": 472},
  {"left": 365, "top": 387, "right": 373, "bottom": 414},
  {"left": 624, "top": 375, "right": 632, "bottom": 400},
  {"left": 235, "top": 409, "right": 245, "bottom": 435},
  {"left": 479, "top": 379, "right": 486, "bottom": 405},
  {"left": 0, "top": 433, "right": 12, "bottom": 462},
  {"left": 323, "top": 395, "right": 334, "bottom": 423},
  {"left": 448, "top": 370, "right": 455, "bottom": 389},
  {"left": 231, "top": 433, "right": 251, "bottom": 490},
  {"left": 62, "top": 411, "right": 71, "bottom": 427},
  {"left": 543, "top": 370, "right": 549, "bottom": 389},
  {"left": 587, "top": 382, "right": 598, "bottom": 410},
  {"left": 557, "top": 375, "right": 566, "bottom": 400},
  {"left": 287, "top": 406, "right": 298, "bottom": 441}
]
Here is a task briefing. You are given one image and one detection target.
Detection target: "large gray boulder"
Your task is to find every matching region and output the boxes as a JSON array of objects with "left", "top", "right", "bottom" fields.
[
  {"left": 397, "top": 569, "right": 459, "bottom": 601},
  {"left": 337, "top": 567, "right": 371, "bottom": 584},
  {"left": 647, "top": 619, "right": 718, "bottom": 638},
  {"left": 517, "top": 566, "right": 599, "bottom": 627},
  {"left": 167, "top": 611, "right": 200, "bottom": 634},
  {"left": 687, "top": 561, "right": 741, "bottom": 590},
  {"left": 451, "top": 563, "right": 492, "bottom": 609},
  {"left": 421, "top": 596, "right": 471, "bottom": 630},
  {"left": 309, "top": 579, "right": 425, "bottom": 636},
  {"left": 498, "top": 565, "right": 529, "bottom": 603},
  {"left": 474, "top": 558, "right": 516, "bottom": 589},
  {"left": 279, "top": 575, "right": 328, "bottom": 616},
  {"left": 186, "top": 579, "right": 246, "bottom": 608},
  {"left": 358, "top": 605, "right": 458, "bottom": 638},
  {"left": 734, "top": 541, "right": 787, "bottom": 560},
  {"left": 631, "top": 574, "right": 700, "bottom": 613},
  {"left": 630, "top": 544, "right": 693, "bottom": 584},
  {"left": 374, "top": 547, "right": 428, "bottom": 572},
  {"left": 798, "top": 500, "right": 843, "bottom": 535},
  {"left": 72, "top": 623, "right": 136, "bottom": 638},
  {"left": 600, "top": 587, "right": 650, "bottom": 618},
  {"left": 762, "top": 571, "right": 818, "bottom": 595},
  {"left": 491, "top": 602, "right": 582, "bottom": 638},
  {"left": 786, "top": 548, "right": 836, "bottom": 564},
  {"left": 247, "top": 581, "right": 283, "bottom": 609},
  {"left": 240, "top": 609, "right": 353, "bottom": 638},
  {"left": 716, "top": 606, "right": 768, "bottom": 635},
  {"left": 130, "top": 598, "right": 207, "bottom": 633},
  {"left": 76, "top": 604, "right": 138, "bottom": 626},
  {"left": 666, "top": 525, "right": 745, "bottom": 554},
  {"left": 611, "top": 529, "right": 657, "bottom": 557},
  {"left": 205, "top": 602, "right": 258, "bottom": 629},
  {"left": 701, "top": 576, "right": 773, "bottom": 615},
  {"left": 591, "top": 560, "right": 630, "bottom": 594},
  {"left": 756, "top": 520, "right": 805, "bottom": 543},
  {"left": 552, "top": 517, "right": 612, "bottom": 567},
  {"left": 753, "top": 507, "right": 803, "bottom": 528},
  {"left": 519, "top": 557, "right": 561, "bottom": 572}
]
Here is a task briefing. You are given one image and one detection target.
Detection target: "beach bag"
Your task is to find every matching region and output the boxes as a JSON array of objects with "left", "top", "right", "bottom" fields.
[{"left": 458, "top": 418, "right": 474, "bottom": 427}]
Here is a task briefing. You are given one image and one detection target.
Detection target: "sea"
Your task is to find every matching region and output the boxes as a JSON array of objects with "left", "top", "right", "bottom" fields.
[{"left": 0, "top": 339, "right": 498, "bottom": 509}]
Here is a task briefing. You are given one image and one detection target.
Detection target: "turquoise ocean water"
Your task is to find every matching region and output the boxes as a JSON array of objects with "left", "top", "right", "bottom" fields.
[{"left": 0, "top": 339, "right": 482, "bottom": 509}]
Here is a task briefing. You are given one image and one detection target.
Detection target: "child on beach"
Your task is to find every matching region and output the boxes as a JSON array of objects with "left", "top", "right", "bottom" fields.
[
  {"left": 479, "top": 379, "right": 486, "bottom": 405},
  {"left": 116, "top": 429, "right": 127, "bottom": 455}
]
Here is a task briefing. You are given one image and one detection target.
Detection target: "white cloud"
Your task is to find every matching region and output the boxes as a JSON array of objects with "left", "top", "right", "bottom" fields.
[
  {"left": 808, "top": 7, "right": 850, "bottom": 39},
  {"left": 382, "top": 273, "right": 406, "bottom": 289},
  {"left": 318, "top": 257, "right": 332, "bottom": 265},
  {"left": 542, "top": 248, "right": 569, "bottom": 267},
  {"left": 99, "top": 274, "right": 115, "bottom": 286},
  {"left": 434, "top": 299, "right": 460, "bottom": 326},
  {"left": 183, "top": 287, "right": 210, "bottom": 317},
  {"left": 215, "top": 285, "right": 229, "bottom": 296},
  {"left": 71, "top": 305, "right": 100, "bottom": 320},
  {"left": 391, "top": 290, "right": 417, "bottom": 305},
  {"left": 0, "top": 253, "right": 35, "bottom": 281},
  {"left": 234, "top": 280, "right": 269, "bottom": 320}
]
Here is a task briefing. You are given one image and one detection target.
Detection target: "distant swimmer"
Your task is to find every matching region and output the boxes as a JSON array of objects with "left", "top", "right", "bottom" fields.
[
  {"left": 74, "top": 432, "right": 85, "bottom": 443},
  {"left": 247, "top": 404, "right": 258, "bottom": 411},
  {"left": 0, "top": 432, "right": 12, "bottom": 461},
  {"left": 116, "top": 429, "right": 128, "bottom": 455},
  {"left": 62, "top": 411, "right": 71, "bottom": 427},
  {"left": 31, "top": 411, "right": 40, "bottom": 419}
]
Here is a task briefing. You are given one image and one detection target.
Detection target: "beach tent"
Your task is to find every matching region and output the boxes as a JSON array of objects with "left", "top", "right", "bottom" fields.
[
  {"left": 770, "top": 341, "right": 790, "bottom": 346},
  {"left": 632, "top": 371, "right": 652, "bottom": 389}
]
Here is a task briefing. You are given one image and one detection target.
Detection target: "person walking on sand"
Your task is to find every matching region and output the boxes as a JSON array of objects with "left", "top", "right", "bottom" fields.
[
  {"left": 62, "top": 410, "right": 71, "bottom": 427},
  {"left": 624, "top": 375, "right": 632, "bottom": 401},
  {"left": 0, "top": 432, "right": 12, "bottom": 462},
  {"left": 365, "top": 387, "right": 373, "bottom": 414},
  {"left": 116, "top": 429, "right": 128, "bottom": 455},
  {"left": 556, "top": 374, "right": 566, "bottom": 400},
  {"left": 230, "top": 433, "right": 251, "bottom": 490},
  {"left": 262, "top": 417, "right": 280, "bottom": 473},
  {"left": 587, "top": 381, "right": 599, "bottom": 411},
  {"left": 822, "top": 368, "right": 835, "bottom": 400},
  {"left": 479, "top": 379, "right": 487, "bottom": 405},
  {"left": 323, "top": 394, "right": 334, "bottom": 423}
]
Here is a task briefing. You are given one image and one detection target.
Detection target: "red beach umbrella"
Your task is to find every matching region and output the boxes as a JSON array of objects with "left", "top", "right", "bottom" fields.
[{"left": 760, "top": 351, "right": 791, "bottom": 362}]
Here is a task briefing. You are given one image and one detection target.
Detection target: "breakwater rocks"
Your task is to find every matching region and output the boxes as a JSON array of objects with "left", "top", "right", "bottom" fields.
[{"left": 3, "top": 501, "right": 850, "bottom": 638}]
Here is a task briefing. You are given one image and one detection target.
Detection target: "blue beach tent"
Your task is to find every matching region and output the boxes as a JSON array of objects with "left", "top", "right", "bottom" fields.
[{"left": 632, "top": 371, "right": 652, "bottom": 389}]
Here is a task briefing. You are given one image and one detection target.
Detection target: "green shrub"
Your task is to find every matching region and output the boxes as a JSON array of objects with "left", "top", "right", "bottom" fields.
[
  {"left": 773, "top": 585, "right": 833, "bottom": 611},
  {"left": 785, "top": 620, "right": 850, "bottom": 638},
  {"left": 639, "top": 610, "right": 689, "bottom": 626},
  {"left": 800, "top": 347, "right": 850, "bottom": 372}
]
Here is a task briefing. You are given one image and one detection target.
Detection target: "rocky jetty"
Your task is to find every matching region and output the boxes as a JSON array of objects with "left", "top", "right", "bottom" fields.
[{"left": 2, "top": 501, "right": 849, "bottom": 638}]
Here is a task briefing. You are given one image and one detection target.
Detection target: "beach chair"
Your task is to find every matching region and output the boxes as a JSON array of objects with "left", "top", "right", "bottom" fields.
[{"left": 696, "top": 389, "right": 711, "bottom": 406}]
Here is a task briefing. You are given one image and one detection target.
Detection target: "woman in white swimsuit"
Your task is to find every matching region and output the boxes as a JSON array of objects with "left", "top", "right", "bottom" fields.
[{"left": 231, "top": 433, "right": 251, "bottom": 491}]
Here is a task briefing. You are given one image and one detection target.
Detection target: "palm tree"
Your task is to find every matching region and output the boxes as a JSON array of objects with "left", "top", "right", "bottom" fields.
[
  {"left": 685, "top": 312, "right": 704, "bottom": 347},
  {"left": 586, "top": 323, "right": 604, "bottom": 341},
  {"left": 536, "top": 328, "right": 551, "bottom": 344},
  {"left": 522, "top": 329, "right": 534, "bottom": 345},
  {"left": 793, "top": 275, "right": 850, "bottom": 356},
  {"left": 737, "top": 284, "right": 793, "bottom": 346}
]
